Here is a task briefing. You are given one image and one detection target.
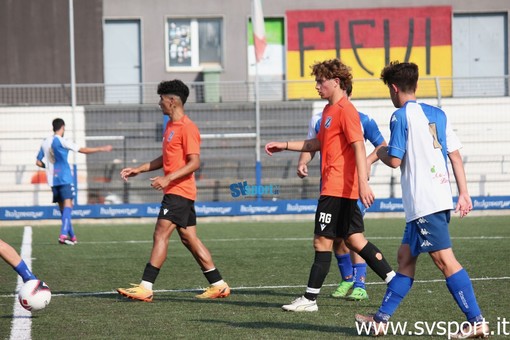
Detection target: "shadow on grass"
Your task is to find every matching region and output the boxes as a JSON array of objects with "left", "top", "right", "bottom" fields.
[{"left": 198, "top": 318, "right": 361, "bottom": 336}]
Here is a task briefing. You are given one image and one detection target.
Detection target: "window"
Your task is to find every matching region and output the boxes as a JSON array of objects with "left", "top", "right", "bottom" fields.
[{"left": 166, "top": 18, "right": 223, "bottom": 70}]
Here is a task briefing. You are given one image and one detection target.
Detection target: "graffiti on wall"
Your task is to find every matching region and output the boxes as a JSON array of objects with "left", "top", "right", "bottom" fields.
[{"left": 286, "top": 6, "right": 452, "bottom": 99}]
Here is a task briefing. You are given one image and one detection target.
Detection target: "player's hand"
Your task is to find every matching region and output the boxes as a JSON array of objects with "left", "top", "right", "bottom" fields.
[
  {"left": 455, "top": 193, "right": 472, "bottom": 218},
  {"left": 265, "top": 142, "right": 286, "bottom": 156},
  {"left": 359, "top": 182, "right": 375, "bottom": 208},
  {"left": 120, "top": 167, "right": 139, "bottom": 181},
  {"left": 150, "top": 176, "right": 170, "bottom": 191},
  {"left": 297, "top": 163, "right": 308, "bottom": 178},
  {"left": 102, "top": 145, "right": 113, "bottom": 152}
]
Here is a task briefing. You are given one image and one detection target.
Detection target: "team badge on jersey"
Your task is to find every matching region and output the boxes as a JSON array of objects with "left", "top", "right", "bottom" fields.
[
  {"left": 167, "top": 131, "right": 175, "bottom": 141},
  {"left": 324, "top": 116, "right": 332, "bottom": 128}
]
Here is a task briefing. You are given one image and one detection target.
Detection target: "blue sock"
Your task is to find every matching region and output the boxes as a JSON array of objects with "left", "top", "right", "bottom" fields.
[
  {"left": 446, "top": 269, "right": 482, "bottom": 323},
  {"left": 335, "top": 253, "right": 353, "bottom": 282},
  {"left": 61, "top": 207, "right": 73, "bottom": 237},
  {"left": 14, "top": 260, "right": 37, "bottom": 283},
  {"left": 353, "top": 263, "right": 367, "bottom": 289},
  {"left": 375, "top": 273, "right": 414, "bottom": 322}
]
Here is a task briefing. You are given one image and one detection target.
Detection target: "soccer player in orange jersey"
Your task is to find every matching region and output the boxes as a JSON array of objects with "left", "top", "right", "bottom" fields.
[
  {"left": 117, "top": 80, "right": 230, "bottom": 302},
  {"left": 265, "top": 59, "right": 395, "bottom": 312}
]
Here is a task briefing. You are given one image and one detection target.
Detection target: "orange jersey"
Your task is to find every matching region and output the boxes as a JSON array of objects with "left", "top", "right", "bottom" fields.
[
  {"left": 162, "top": 115, "right": 200, "bottom": 200},
  {"left": 317, "top": 96, "right": 364, "bottom": 199}
]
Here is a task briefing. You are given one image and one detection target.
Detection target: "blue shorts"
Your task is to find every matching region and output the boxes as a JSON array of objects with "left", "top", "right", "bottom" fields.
[
  {"left": 52, "top": 184, "right": 75, "bottom": 203},
  {"left": 402, "top": 210, "right": 452, "bottom": 257}
]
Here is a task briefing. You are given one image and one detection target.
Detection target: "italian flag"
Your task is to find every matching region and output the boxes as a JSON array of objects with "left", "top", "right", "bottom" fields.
[{"left": 252, "top": 0, "right": 266, "bottom": 63}]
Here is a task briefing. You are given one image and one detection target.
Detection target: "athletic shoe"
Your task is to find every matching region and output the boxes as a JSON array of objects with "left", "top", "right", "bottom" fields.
[
  {"left": 450, "top": 322, "right": 490, "bottom": 339},
  {"left": 195, "top": 282, "right": 230, "bottom": 299},
  {"left": 347, "top": 287, "right": 369, "bottom": 301},
  {"left": 331, "top": 281, "right": 354, "bottom": 298},
  {"left": 355, "top": 313, "right": 388, "bottom": 336},
  {"left": 70, "top": 236, "right": 78, "bottom": 245},
  {"left": 281, "top": 296, "right": 318, "bottom": 312},
  {"left": 117, "top": 284, "right": 153, "bottom": 302}
]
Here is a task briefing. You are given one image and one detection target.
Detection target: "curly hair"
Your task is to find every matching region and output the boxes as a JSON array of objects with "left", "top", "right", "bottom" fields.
[
  {"left": 310, "top": 59, "right": 352, "bottom": 92},
  {"left": 380, "top": 61, "right": 418, "bottom": 93},
  {"left": 157, "top": 80, "right": 190, "bottom": 105}
]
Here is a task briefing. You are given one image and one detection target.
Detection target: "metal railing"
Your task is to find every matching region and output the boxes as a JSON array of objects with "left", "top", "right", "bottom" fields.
[{"left": 0, "top": 76, "right": 508, "bottom": 106}]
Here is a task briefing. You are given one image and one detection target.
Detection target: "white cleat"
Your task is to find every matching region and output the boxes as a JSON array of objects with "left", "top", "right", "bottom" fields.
[{"left": 282, "top": 296, "right": 318, "bottom": 312}]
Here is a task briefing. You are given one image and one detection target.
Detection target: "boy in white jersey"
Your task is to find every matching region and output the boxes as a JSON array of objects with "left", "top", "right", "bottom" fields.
[
  {"left": 355, "top": 61, "right": 488, "bottom": 339},
  {"left": 36, "top": 118, "right": 112, "bottom": 245}
]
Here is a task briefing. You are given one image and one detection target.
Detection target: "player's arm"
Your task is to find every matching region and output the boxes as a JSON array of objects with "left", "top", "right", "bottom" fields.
[
  {"left": 79, "top": 145, "right": 113, "bottom": 154},
  {"left": 376, "top": 146, "right": 401, "bottom": 168},
  {"left": 265, "top": 138, "right": 320, "bottom": 156},
  {"left": 35, "top": 148, "right": 45, "bottom": 168},
  {"left": 448, "top": 149, "right": 472, "bottom": 218},
  {"left": 120, "top": 156, "right": 163, "bottom": 181},
  {"left": 297, "top": 151, "right": 315, "bottom": 178},
  {"left": 352, "top": 140, "right": 375, "bottom": 208},
  {"left": 150, "top": 154, "right": 200, "bottom": 191}
]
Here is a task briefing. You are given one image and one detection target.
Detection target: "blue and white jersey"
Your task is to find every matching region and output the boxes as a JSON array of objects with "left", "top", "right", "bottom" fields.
[
  {"left": 36, "top": 136, "right": 55, "bottom": 187},
  {"left": 51, "top": 135, "right": 80, "bottom": 187},
  {"left": 387, "top": 101, "right": 462, "bottom": 222},
  {"left": 307, "top": 111, "right": 322, "bottom": 139}
]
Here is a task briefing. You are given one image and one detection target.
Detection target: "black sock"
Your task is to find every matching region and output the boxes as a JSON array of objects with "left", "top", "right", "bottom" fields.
[
  {"left": 204, "top": 268, "right": 222, "bottom": 284},
  {"left": 141, "top": 263, "right": 160, "bottom": 283},
  {"left": 305, "top": 251, "right": 332, "bottom": 300},
  {"left": 357, "top": 242, "right": 393, "bottom": 282}
]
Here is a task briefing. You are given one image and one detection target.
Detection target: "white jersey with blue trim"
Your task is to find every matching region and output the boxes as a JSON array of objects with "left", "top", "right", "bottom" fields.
[
  {"left": 36, "top": 136, "right": 55, "bottom": 187},
  {"left": 51, "top": 135, "right": 80, "bottom": 186},
  {"left": 387, "top": 101, "right": 462, "bottom": 222}
]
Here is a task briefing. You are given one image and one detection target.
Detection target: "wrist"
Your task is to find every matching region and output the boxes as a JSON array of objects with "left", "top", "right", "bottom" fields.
[{"left": 285, "top": 141, "right": 289, "bottom": 150}]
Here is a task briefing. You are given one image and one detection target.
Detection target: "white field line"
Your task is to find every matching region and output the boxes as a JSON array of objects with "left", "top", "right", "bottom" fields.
[
  {"left": 2, "top": 276, "right": 510, "bottom": 299},
  {"left": 80, "top": 235, "right": 510, "bottom": 244},
  {"left": 9, "top": 226, "right": 33, "bottom": 340}
]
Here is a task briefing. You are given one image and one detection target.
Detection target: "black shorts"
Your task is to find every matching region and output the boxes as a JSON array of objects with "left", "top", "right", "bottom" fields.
[
  {"left": 157, "top": 194, "right": 197, "bottom": 228},
  {"left": 314, "top": 195, "right": 364, "bottom": 238}
]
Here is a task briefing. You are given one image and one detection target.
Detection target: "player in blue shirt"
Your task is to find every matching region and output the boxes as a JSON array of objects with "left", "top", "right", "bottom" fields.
[
  {"left": 355, "top": 61, "right": 488, "bottom": 338},
  {"left": 36, "top": 118, "right": 113, "bottom": 245},
  {"left": 297, "top": 84, "right": 387, "bottom": 301}
]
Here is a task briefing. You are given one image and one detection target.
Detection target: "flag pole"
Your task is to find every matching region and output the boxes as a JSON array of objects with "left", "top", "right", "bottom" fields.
[{"left": 252, "top": 0, "right": 266, "bottom": 201}]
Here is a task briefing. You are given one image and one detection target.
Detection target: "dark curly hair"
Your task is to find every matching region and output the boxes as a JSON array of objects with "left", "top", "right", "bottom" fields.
[
  {"left": 157, "top": 80, "right": 190, "bottom": 105},
  {"left": 310, "top": 59, "right": 352, "bottom": 93},
  {"left": 380, "top": 61, "right": 418, "bottom": 93}
]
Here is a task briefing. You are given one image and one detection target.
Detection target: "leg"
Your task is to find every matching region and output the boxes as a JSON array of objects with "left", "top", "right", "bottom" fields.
[
  {"left": 0, "top": 239, "right": 37, "bottom": 282},
  {"left": 345, "top": 232, "right": 395, "bottom": 283},
  {"left": 357, "top": 244, "right": 416, "bottom": 325},
  {"left": 347, "top": 251, "right": 369, "bottom": 300},
  {"left": 177, "top": 225, "right": 215, "bottom": 271},
  {"left": 282, "top": 235, "right": 332, "bottom": 312},
  {"left": 331, "top": 238, "right": 354, "bottom": 298},
  {"left": 116, "top": 219, "right": 176, "bottom": 302},
  {"left": 429, "top": 248, "right": 484, "bottom": 323}
]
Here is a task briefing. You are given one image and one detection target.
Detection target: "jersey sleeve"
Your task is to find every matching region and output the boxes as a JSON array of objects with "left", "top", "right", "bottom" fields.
[
  {"left": 307, "top": 112, "right": 322, "bottom": 139},
  {"left": 445, "top": 117, "right": 462, "bottom": 153},
  {"left": 36, "top": 147, "right": 44, "bottom": 161},
  {"left": 342, "top": 106, "right": 364, "bottom": 144},
  {"left": 360, "top": 112, "right": 385, "bottom": 148},
  {"left": 183, "top": 122, "right": 201, "bottom": 155},
  {"left": 387, "top": 110, "right": 407, "bottom": 160},
  {"left": 60, "top": 138, "right": 81, "bottom": 152}
]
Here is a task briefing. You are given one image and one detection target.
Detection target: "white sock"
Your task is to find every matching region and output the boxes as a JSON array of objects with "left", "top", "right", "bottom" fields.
[
  {"left": 140, "top": 280, "right": 153, "bottom": 290},
  {"left": 211, "top": 280, "right": 225, "bottom": 286}
]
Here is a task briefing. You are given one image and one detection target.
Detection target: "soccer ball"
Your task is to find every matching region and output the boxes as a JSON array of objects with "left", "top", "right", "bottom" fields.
[{"left": 18, "top": 280, "right": 51, "bottom": 311}]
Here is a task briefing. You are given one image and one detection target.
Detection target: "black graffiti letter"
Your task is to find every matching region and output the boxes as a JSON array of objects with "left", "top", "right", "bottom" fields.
[
  {"left": 349, "top": 20, "right": 375, "bottom": 76},
  {"left": 403, "top": 18, "right": 415, "bottom": 63},
  {"left": 298, "top": 22, "right": 325, "bottom": 77}
]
